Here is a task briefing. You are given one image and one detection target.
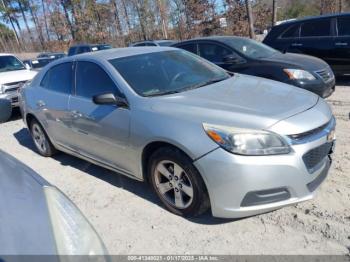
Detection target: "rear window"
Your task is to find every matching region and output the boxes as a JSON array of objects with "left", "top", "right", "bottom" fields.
[
  {"left": 40, "top": 62, "right": 73, "bottom": 94},
  {"left": 300, "top": 19, "right": 331, "bottom": 37},
  {"left": 281, "top": 24, "right": 300, "bottom": 38},
  {"left": 337, "top": 16, "right": 350, "bottom": 36}
]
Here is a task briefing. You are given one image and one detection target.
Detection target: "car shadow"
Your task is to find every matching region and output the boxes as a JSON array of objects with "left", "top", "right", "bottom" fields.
[
  {"left": 13, "top": 128, "right": 239, "bottom": 225},
  {"left": 336, "top": 76, "right": 350, "bottom": 86},
  {"left": 7, "top": 107, "right": 22, "bottom": 122}
]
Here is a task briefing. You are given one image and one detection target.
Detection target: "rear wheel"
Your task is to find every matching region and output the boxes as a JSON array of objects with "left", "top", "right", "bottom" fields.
[
  {"left": 29, "top": 119, "right": 56, "bottom": 157},
  {"left": 149, "top": 147, "right": 210, "bottom": 217}
]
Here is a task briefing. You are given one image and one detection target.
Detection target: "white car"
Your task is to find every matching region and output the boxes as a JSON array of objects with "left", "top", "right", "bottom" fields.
[{"left": 0, "top": 54, "right": 37, "bottom": 109}]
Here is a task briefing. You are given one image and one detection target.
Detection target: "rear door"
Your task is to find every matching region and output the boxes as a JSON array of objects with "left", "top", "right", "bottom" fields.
[
  {"left": 331, "top": 15, "right": 350, "bottom": 74},
  {"left": 68, "top": 61, "right": 131, "bottom": 173},
  {"left": 34, "top": 62, "right": 73, "bottom": 145},
  {"left": 298, "top": 18, "right": 334, "bottom": 65}
]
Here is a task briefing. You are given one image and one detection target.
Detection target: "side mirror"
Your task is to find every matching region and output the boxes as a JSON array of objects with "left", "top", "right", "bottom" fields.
[
  {"left": 223, "top": 55, "right": 244, "bottom": 64},
  {"left": 0, "top": 99, "right": 12, "bottom": 122},
  {"left": 93, "top": 93, "right": 128, "bottom": 108},
  {"left": 25, "top": 63, "right": 31, "bottom": 70}
]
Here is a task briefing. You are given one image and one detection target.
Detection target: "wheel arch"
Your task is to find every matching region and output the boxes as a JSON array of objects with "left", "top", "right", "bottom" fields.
[{"left": 141, "top": 141, "right": 195, "bottom": 182}]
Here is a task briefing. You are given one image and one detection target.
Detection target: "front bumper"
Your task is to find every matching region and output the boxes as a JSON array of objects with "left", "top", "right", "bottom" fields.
[
  {"left": 292, "top": 77, "right": 335, "bottom": 98},
  {"left": 194, "top": 134, "right": 334, "bottom": 219},
  {"left": 0, "top": 92, "right": 19, "bottom": 107}
]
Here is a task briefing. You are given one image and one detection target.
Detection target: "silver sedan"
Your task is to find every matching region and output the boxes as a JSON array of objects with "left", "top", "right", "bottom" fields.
[{"left": 20, "top": 47, "right": 336, "bottom": 218}]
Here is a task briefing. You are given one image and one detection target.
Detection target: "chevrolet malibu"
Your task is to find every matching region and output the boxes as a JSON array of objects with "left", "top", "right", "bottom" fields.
[{"left": 20, "top": 47, "right": 336, "bottom": 218}]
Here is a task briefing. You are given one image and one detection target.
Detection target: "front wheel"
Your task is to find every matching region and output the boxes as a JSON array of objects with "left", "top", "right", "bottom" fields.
[{"left": 149, "top": 147, "right": 210, "bottom": 217}]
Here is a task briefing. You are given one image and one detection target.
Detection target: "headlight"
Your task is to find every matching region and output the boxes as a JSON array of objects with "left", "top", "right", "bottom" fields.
[
  {"left": 283, "top": 69, "right": 316, "bottom": 81},
  {"left": 203, "top": 123, "right": 291, "bottom": 155},
  {"left": 44, "top": 186, "right": 108, "bottom": 257}
]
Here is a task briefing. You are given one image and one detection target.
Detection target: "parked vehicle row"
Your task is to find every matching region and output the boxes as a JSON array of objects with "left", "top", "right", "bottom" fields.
[
  {"left": 20, "top": 47, "right": 336, "bottom": 218},
  {"left": 68, "top": 43, "right": 112, "bottom": 56}
]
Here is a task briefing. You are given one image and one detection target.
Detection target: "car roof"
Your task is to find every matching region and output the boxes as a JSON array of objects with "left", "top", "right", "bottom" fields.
[
  {"left": 52, "top": 47, "right": 177, "bottom": 64},
  {"left": 276, "top": 12, "right": 350, "bottom": 27},
  {"left": 0, "top": 53, "right": 15, "bottom": 57},
  {"left": 175, "top": 36, "right": 246, "bottom": 45}
]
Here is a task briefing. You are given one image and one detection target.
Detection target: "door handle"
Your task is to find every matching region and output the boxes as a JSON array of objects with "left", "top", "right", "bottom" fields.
[
  {"left": 36, "top": 100, "right": 46, "bottom": 108},
  {"left": 71, "top": 110, "right": 83, "bottom": 118},
  {"left": 291, "top": 43, "right": 303, "bottom": 47},
  {"left": 335, "top": 42, "right": 348, "bottom": 46}
]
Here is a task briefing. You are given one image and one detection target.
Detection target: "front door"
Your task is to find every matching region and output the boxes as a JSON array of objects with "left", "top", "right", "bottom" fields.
[
  {"left": 68, "top": 61, "right": 131, "bottom": 173},
  {"left": 197, "top": 42, "right": 248, "bottom": 73}
]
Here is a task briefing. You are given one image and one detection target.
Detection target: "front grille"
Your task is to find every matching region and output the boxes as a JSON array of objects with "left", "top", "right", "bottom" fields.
[
  {"left": 3, "top": 81, "right": 26, "bottom": 93},
  {"left": 289, "top": 121, "right": 329, "bottom": 142},
  {"left": 315, "top": 68, "right": 334, "bottom": 83},
  {"left": 302, "top": 142, "right": 333, "bottom": 172}
]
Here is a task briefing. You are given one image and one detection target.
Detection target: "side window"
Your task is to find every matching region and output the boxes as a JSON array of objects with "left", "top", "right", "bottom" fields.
[
  {"left": 40, "top": 70, "right": 50, "bottom": 88},
  {"left": 68, "top": 47, "right": 76, "bottom": 56},
  {"left": 337, "top": 16, "right": 350, "bottom": 36},
  {"left": 198, "top": 43, "right": 232, "bottom": 63},
  {"left": 177, "top": 44, "right": 197, "bottom": 54},
  {"left": 301, "top": 19, "right": 331, "bottom": 37},
  {"left": 76, "top": 61, "right": 119, "bottom": 98},
  {"left": 281, "top": 24, "right": 300, "bottom": 38},
  {"left": 40, "top": 62, "right": 73, "bottom": 94},
  {"left": 134, "top": 43, "right": 146, "bottom": 47},
  {"left": 146, "top": 43, "right": 157, "bottom": 46}
]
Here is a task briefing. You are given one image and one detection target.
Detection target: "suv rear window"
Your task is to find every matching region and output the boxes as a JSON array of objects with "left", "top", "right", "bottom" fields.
[
  {"left": 300, "top": 19, "right": 331, "bottom": 37},
  {"left": 337, "top": 16, "right": 350, "bottom": 36}
]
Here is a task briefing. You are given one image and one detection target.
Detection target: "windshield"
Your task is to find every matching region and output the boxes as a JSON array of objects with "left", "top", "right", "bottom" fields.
[
  {"left": 109, "top": 50, "right": 230, "bottom": 97},
  {"left": 226, "top": 38, "right": 278, "bottom": 59},
  {"left": 0, "top": 56, "right": 25, "bottom": 72}
]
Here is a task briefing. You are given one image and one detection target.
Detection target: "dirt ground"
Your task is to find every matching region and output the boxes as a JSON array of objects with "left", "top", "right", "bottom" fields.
[{"left": 0, "top": 82, "right": 349, "bottom": 255}]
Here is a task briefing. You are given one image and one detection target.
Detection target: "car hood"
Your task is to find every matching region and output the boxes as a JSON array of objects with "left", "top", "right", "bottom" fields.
[
  {"left": 262, "top": 52, "right": 329, "bottom": 71},
  {"left": 0, "top": 69, "right": 37, "bottom": 85},
  {"left": 150, "top": 74, "right": 319, "bottom": 131}
]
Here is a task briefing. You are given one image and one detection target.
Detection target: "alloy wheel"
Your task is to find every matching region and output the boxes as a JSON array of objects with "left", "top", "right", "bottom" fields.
[
  {"left": 154, "top": 160, "right": 194, "bottom": 209},
  {"left": 32, "top": 123, "right": 47, "bottom": 154}
]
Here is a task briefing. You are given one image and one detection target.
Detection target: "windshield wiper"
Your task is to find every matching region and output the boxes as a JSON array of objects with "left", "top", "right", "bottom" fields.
[
  {"left": 183, "top": 76, "right": 230, "bottom": 91},
  {"left": 146, "top": 90, "right": 180, "bottom": 97}
]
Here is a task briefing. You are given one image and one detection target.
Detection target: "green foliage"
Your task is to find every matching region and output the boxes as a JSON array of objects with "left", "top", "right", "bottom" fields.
[
  {"left": 279, "top": 0, "right": 320, "bottom": 21},
  {"left": 0, "top": 22, "right": 14, "bottom": 39}
]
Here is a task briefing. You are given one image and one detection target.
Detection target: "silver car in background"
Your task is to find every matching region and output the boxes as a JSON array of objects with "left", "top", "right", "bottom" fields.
[{"left": 20, "top": 47, "right": 336, "bottom": 218}]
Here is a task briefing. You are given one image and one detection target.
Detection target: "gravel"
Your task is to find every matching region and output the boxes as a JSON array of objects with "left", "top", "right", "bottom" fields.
[{"left": 0, "top": 84, "right": 349, "bottom": 255}]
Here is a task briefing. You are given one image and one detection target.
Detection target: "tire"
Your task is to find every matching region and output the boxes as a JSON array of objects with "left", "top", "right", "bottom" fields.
[
  {"left": 29, "top": 119, "right": 57, "bottom": 157},
  {"left": 148, "top": 147, "right": 210, "bottom": 217}
]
